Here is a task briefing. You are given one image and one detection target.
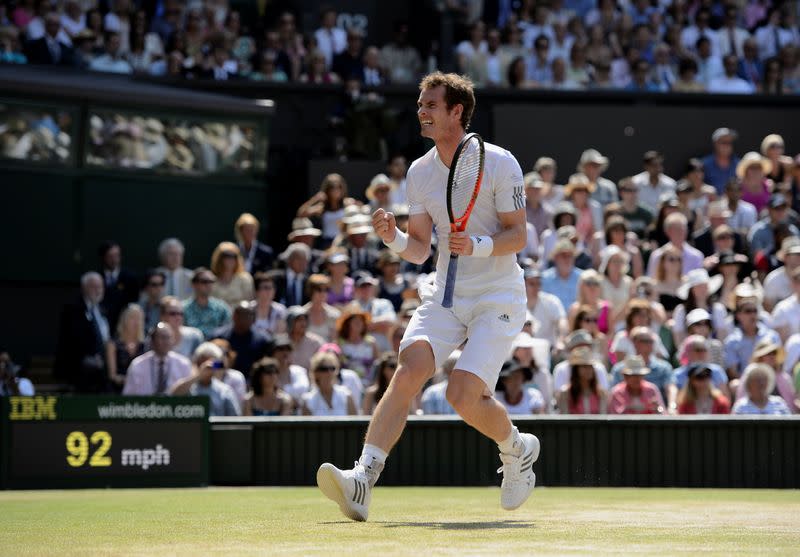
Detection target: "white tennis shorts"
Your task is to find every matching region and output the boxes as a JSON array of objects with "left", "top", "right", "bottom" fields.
[{"left": 400, "top": 286, "right": 526, "bottom": 391}]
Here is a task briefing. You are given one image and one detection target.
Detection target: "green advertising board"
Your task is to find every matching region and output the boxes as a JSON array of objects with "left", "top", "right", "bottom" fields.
[{"left": 0, "top": 396, "right": 209, "bottom": 489}]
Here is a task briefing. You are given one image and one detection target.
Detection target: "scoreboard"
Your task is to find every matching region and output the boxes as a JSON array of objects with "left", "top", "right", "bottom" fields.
[{"left": 0, "top": 396, "right": 209, "bottom": 489}]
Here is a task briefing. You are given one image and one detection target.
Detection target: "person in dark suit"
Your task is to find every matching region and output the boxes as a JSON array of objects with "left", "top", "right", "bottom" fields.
[
  {"left": 692, "top": 201, "right": 746, "bottom": 257},
  {"left": 210, "top": 302, "right": 273, "bottom": 379},
  {"left": 25, "top": 12, "right": 76, "bottom": 66},
  {"left": 344, "top": 219, "right": 380, "bottom": 275},
  {"left": 272, "top": 244, "right": 312, "bottom": 307},
  {"left": 332, "top": 28, "right": 364, "bottom": 82},
  {"left": 54, "top": 272, "right": 111, "bottom": 392},
  {"left": 98, "top": 241, "right": 139, "bottom": 331},
  {"left": 235, "top": 212, "right": 274, "bottom": 274}
]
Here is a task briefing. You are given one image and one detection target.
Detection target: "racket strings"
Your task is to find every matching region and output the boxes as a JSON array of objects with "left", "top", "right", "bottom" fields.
[{"left": 450, "top": 140, "right": 483, "bottom": 217}]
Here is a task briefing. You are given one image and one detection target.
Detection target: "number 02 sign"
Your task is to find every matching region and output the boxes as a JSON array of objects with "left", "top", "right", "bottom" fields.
[{"left": 0, "top": 396, "right": 209, "bottom": 489}]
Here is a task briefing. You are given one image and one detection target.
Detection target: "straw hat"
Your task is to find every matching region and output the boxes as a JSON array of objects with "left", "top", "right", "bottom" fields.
[
  {"left": 287, "top": 217, "right": 322, "bottom": 241},
  {"left": 336, "top": 303, "right": 372, "bottom": 334},
  {"left": 751, "top": 338, "right": 783, "bottom": 361},
  {"left": 676, "top": 269, "right": 723, "bottom": 300},
  {"left": 550, "top": 238, "right": 576, "bottom": 259},
  {"left": 598, "top": 245, "right": 630, "bottom": 276},
  {"left": 346, "top": 217, "right": 372, "bottom": 236},
  {"left": 621, "top": 355, "right": 650, "bottom": 376},
  {"left": 760, "top": 134, "right": 784, "bottom": 155},
  {"left": 568, "top": 346, "right": 596, "bottom": 366},
  {"left": 511, "top": 332, "right": 537, "bottom": 351},
  {"left": 365, "top": 173, "right": 397, "bottom": 201},
  {"left": 564, "top": 173, "right": 596, "bottom": 196},
  {"left": 735, "top": 151, "right": 772, "bottom": 178},
  {"left": 777, "top": 236, "right": 800, "bottom": 262},
  {"left": 707, "top": 200, "right": 732, "bottom": 219},
  {"left": 565, "top": 329, "right": 594, "bottom": 351}
]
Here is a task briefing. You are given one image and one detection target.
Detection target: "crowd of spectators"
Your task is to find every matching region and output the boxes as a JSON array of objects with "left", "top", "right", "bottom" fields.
[
  {"left": 14, "top": 125, "right": 791, "bottom": 418},
  {"left": 1, "top": 1, "right": 798, "bottom": 94}
]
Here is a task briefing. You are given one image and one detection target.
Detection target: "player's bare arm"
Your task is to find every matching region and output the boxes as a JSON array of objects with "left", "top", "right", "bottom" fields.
[
  {"left": 372, "top": 208, "right": 432, "bottom": 265},
  {"left": 447, "top": 208, "right": 527, "bottom": 256}
]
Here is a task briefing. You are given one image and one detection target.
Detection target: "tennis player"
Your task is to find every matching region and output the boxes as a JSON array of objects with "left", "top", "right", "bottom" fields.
[{"left": 317, "top": 72, "right": 539, "bottom": 521}]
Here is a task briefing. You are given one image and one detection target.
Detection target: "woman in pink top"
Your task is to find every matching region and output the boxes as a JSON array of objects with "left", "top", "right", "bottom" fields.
[
  {"left": 557, "top": 347, "right": 608, "bottom": 414},
  {"left": 568, "top": 269, "right": 611, "bottom": 334},
  {"left": 565, "top": 175, "right": 602, "bottom": 245},
  {"left": 737, "top": 152, "right": 773, "bottom": 214},
  {"left": 609, "top": 355, "right": 665, "bottom": 414}
]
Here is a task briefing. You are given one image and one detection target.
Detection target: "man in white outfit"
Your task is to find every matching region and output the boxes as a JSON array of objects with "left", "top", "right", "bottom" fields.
[{"left": 317, "top": 72, "right": 539, "bottom": 521}]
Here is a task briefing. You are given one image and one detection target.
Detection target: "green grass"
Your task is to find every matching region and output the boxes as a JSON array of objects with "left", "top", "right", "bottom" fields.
[{"left": 0, "top": 487, "right": 798, "bottom": 556}]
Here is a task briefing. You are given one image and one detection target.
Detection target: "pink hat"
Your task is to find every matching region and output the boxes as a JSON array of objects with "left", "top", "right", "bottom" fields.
[{"left": 318, "top": 343, "right": 343, "bottom": 355}]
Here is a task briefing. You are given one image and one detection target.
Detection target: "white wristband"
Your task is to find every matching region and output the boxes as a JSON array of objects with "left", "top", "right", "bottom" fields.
[
  {"left": 383, "top": 229, "right": 409, "bottom": 253},
  {"left": 471, "top": 235, "right": 493, "bottom": 257}
]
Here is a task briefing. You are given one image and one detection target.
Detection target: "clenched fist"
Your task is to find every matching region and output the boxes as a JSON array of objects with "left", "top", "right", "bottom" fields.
[
  {"left": 447, "top": 231, "right": 474, "bottom": 256},
  {"left": 372, "top": 208, "right": 397, "bottom": 243}
]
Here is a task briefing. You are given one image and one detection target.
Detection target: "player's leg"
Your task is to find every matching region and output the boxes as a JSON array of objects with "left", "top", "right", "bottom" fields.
[
  {"left": 446, "top": 300, "right": 540, "bottom": 510},
  {"left": 317, "top": 299, "right": 464, "bottom": 521}
]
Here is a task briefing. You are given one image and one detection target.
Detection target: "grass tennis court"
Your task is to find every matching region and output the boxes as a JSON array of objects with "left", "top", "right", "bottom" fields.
[{"left": 1, "top": 487, "right": 797, "bottom": 556}]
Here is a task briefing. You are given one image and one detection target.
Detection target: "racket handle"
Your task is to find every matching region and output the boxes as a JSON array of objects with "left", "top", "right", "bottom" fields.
[{"left": 442, "top": 254, "right": 459, "bottom": 308}]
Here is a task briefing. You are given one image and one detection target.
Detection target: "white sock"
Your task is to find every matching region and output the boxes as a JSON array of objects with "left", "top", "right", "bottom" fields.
[
  {"left": 359, "top": 444, "right": 387, "bottom": 487},
  {"left": 498, "top": 426, "right": 524, "bottom": 457}
]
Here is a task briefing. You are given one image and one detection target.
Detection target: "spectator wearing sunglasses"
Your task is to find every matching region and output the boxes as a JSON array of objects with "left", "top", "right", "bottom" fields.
[
  {"left": 301, "top": 352, "right": 358, "bottom": 416},
  {"left": 610, "top": 327, "right": 676, "bottom": 409},
  {"left": 138, "top": 269, "right": 166, "bottom": 332},
  {"left": 723, "top": 299, "right": 780, "bottom": 381},
  {"left": 159, "top": 296, "right": 204, "bottom": 359},
  {"left": 676, "top": 363, "right": 731, "bottom": 414},
  {"left": 183, "top": 268, "right": 232, "bottom": 338}
]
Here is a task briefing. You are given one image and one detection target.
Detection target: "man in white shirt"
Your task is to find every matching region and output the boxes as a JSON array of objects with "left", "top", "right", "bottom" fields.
[
  {"left": 695, "top": 36, "right": 724, "bottom": 87},
  {"left": 709, "top": 54, "right": 755, "bottom": 94},
  {"left": 314, "top": 8, "right": 347, "bottom": 69},
  {"left": 718, "top": 7, "right": 750, "bottom": 58},
  {"left": 771, "top": 267, "right": 800, "bottom": 342},
  {"left": 156, "top": 237, "right": 193, "bottom": 300},
  {"left": 755, "top": 7, "right": 796, "bottom": 60},
  {"left": 318, "top": 72, "right": 538, "bottom": 521},
  {"left": 89, "top": 32, "right": 133, "bottom": 74},
  {"left": 647, "top": 213, "right": 704, "bottom": 277},
  {"left": 724, "top": 178, "right": 757, "bottom": 232},
  {"left": 681, "top": 8, "right": 719, "bottom": 56},
  {"left": 631, "top": 150, "right": 676, "bottom": 213},
  {"left": 764, "top": 238, "right": 800, "bottom": 311},
  {"left": 123, "top": 323, "right": 192, "bottom": 395},
  {"left": 524, "top": 268, "right": 566, "bottom": 347}
]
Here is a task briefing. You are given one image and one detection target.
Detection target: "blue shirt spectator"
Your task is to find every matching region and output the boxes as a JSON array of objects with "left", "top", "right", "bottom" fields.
[
  {"left": 732, "top": 395, "right": 790, "bottom": 415},
  {"left": 673, "top": 363, "right": 728, "bottom": 390},
  {"left": 541, "top": 247, "right": 581, "bottom": 311},
  {"left": 702, "top": 153, "right": 740, "bottom": 194},
  {"left": 723, "top": 323, "right": 780, "bottom": 378}
]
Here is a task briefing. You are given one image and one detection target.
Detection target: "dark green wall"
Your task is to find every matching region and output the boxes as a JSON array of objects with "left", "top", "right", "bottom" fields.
[{"left": 210, "top": 416, "right": 800, "bottom": 489}]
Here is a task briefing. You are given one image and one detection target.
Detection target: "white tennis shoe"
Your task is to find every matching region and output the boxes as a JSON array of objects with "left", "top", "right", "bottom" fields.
[
  {"left": 317, "top": 460, "right": 382, "bottom": 522},
  {"left": 498, "top": 433, "right": 540, "bottom": 510}
]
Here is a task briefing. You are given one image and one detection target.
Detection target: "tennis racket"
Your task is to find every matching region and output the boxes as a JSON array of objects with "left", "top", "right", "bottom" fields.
[{"left": 441, "top": 132, "right": 485, "bottom": 308}]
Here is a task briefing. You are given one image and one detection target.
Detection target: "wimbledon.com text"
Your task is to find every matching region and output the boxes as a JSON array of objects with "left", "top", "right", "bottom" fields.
[{"left": 97, "top": 402, "right": 206, "bottom": 420}]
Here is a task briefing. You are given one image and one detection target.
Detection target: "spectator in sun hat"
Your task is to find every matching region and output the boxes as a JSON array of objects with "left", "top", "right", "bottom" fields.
[
  {"left": 702, "top": 128, "right": 741, "bottom": 194},
  {"left": 676, "top": 363, "right": 731, "bottom": 415},
  {"left": 683, "top": 308, "right": 726, "bottom": 368},
  {"left": 542, "top": 239, "right": 582, "bottom": 311},
  {"left": 739, "top": 338, "right": 798, "bottom": 412},
  {"left": 324, "top": 251, "right": 355, "bottom": 308},
  {"left": 352, "top": 271, "right": 397, "bottom": 351},
  {"left": 556, "top": 346, "right": 608, "bottom": 415},
  {"left": 335, "top": 303, "right": 379, "bottom": 382},
  {"left": 610, "top": 326, "right": 675, "bottom": 407},
  {"left": 547, "top": 225, "right": 592, "bottom": 270},
  {"left": 673, "top": 334, "right": 728, "bottom": 390},
  {"left": 286, "top": 306, "right": 324, "bottom": 371},
  {"left": 533, "top": 156, "right": 564, "bottom": 208},
  {"left": 609, "top": 355, "right": 665, "bottom": 414},
  {"left": 234, "top": 212, "right": 275, "bottom": 274},
  {"left": 495, "top": 359, "right": 546, "bottom": 415},
  {"left": 723, "top": 298, "right": 780, "bottom": 380},
  {"left": 671, "top": 268, "right": 727, "bottom": 344},
  {"left": 737, "top": 151, "right": 773, "bottom": 214},
  {"left": 552, "top": 330, "right": 609, "bottom": 392},
  {"left": 510, "top": 332, "right": 553, "bottom": 411},
  {"left": 365, "top": 173, "right": 396, "bottom": 213},
  {"left": 287, "top": 217, "right": 323, "bottom": 246},
  {"left": 525, "top": 267, "right": 567, "bottom": 347},
  {"left": 770, "top": 267, "right": 800, "bottom": 342},
  {"left": 732, "top": 363, "right": 791, "bottom": 415},
  {"left": 632, "top": 150, "right": 677, "bottom": 214},
  {"left": 763, "top": 237, "right": 800, "bottom": 310},
  {"left": 344, "top": 217, "right": 380, "bottom": 275},
  {"left": 564, "top": 174, "right": 603, "bottom": 245},
  {"left": 576, "top": 148, "right": 618, "bottom": 206},
  {"left": 747, "top": 194, "right": 799, "bottom": 259}
]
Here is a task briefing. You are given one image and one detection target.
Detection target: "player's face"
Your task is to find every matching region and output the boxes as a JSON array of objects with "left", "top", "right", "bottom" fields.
[{"left": 417, "top": 86, "right": 461, "bottom": 141}]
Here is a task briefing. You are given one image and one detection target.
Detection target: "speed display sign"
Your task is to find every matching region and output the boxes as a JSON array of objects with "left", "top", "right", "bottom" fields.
[{"left": 1, "top": 396, "right": 209, "bottom": 488}]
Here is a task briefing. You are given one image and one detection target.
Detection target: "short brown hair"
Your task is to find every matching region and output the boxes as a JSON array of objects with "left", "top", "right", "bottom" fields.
[{"left": 419, "top": 72, "right": 475, "bottom": 130}]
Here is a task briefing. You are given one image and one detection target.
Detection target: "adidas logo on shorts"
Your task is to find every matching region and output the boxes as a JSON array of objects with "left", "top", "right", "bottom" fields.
[{"left": 498, "top": 314, "right": 510, "bottom": 322}]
